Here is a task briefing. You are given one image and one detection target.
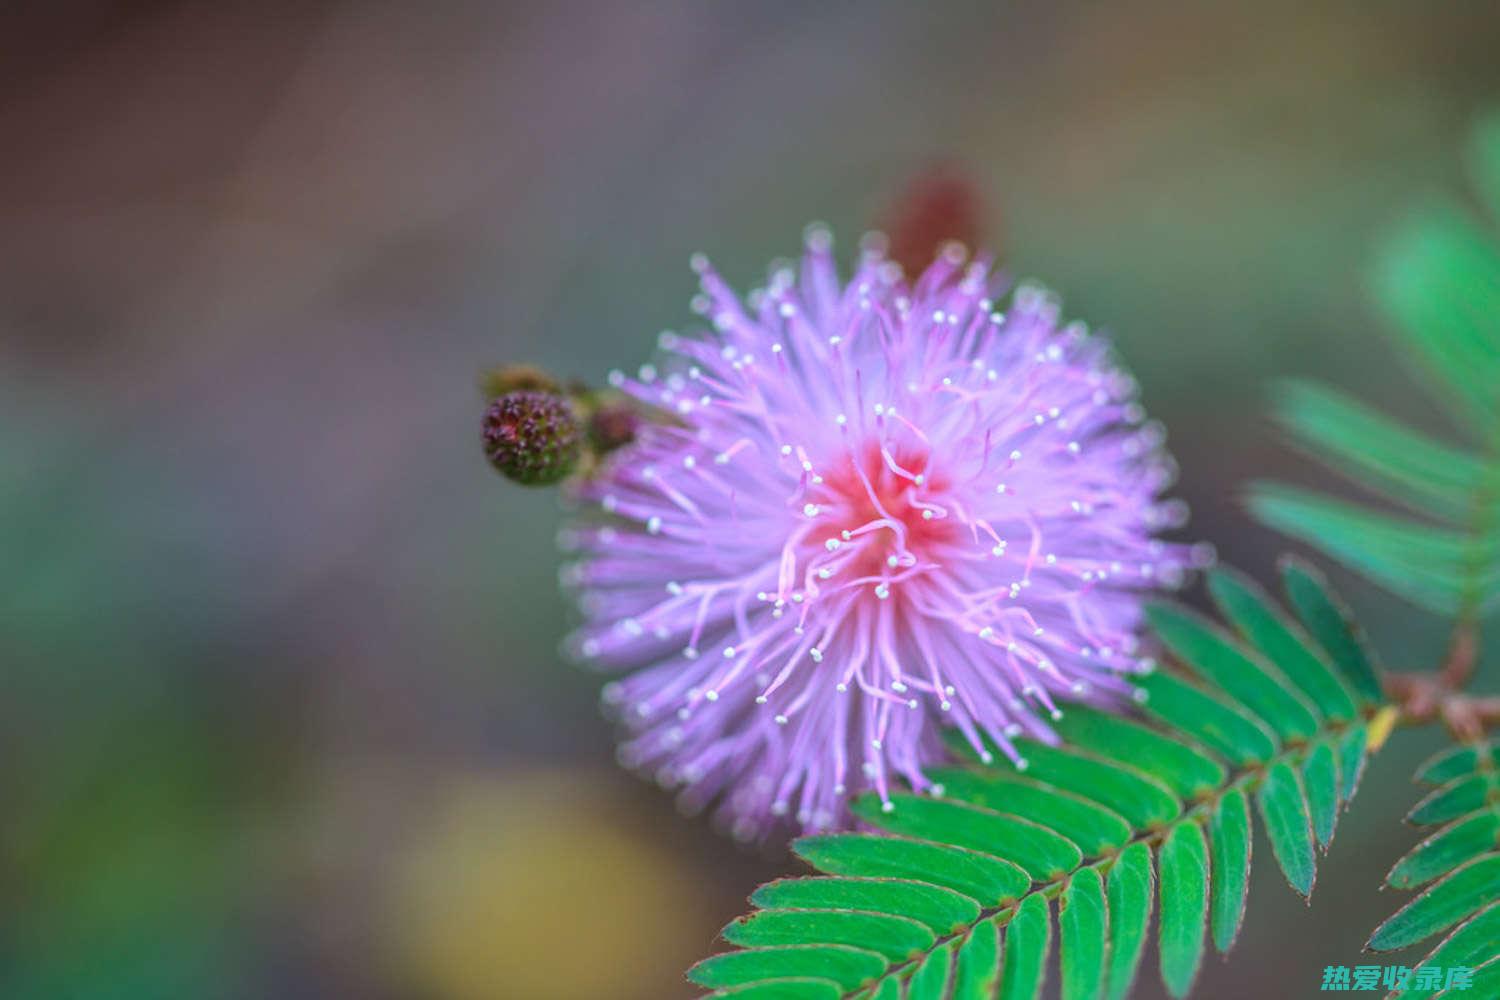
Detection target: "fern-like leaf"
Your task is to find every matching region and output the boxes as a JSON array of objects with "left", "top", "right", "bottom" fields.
[
  {"left": 1369, "top": 740, "right": 1500, "bottom": 1000},
  {"left": 1247, "top": 115, "right": 1500, "bottom": 620},
  {"left": 685, "top": 563, "right": 1391, "bottom": 999}
]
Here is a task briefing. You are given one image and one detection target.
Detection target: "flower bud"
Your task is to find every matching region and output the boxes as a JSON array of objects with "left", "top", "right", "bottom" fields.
[
  {"left": 587, "top": 397, "right": 642, "bottom": 456},
  {"left": 482, "top": 390, "right": 583, "bottom": 485}
]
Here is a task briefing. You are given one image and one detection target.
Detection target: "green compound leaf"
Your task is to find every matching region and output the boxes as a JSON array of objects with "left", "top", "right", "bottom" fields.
[
  {"left": 1158, "top": 821, "right": 1209, "bottom": 999},
  {"left": 1251, "top": 118, "right": 1500, "bottom": 622},
  {"left": 999, "top": 893, "right": 1051, "bottom": 1000},
  {"left": 1255, "top": 760, "right": 1317, "bottom": 898},
  {"left": 1371, "top": 739, "right": 1500, "bottom": 983},
  {"left": 1208, "top": 787, "right": 1251, "bottom": 953},
  {"left": 1104, "top": 841, "right": 1154, "bottom": 1000},
  {"left": 687, "top": 560, "right": 1386, "bottom": 1000},
  {"left": 1059, "top": 867, "right": 1108, "bottom": 1000},
  {"left": 751, "top": 878, "right": 980, "bottom": 936}
]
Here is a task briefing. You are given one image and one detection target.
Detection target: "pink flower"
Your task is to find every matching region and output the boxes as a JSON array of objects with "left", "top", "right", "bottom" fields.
[{"left": 561, "top": 228, "right": 1201, "bottom": 839}]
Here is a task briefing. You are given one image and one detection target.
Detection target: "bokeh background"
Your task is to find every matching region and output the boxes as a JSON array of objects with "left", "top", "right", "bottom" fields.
[{"left": 3, "top": 3, "right": 1499, "bottom": 998}]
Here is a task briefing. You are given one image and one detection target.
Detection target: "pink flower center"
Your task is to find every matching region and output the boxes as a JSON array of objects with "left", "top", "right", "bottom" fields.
[{"left": 810, "top": 441, "right": 959, "bottom": 582}]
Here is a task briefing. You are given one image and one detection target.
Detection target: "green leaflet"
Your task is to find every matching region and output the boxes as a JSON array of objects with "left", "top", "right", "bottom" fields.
[
  {"left": 998, "top": 741, "right": 1180, "bottom": 830},
  {"left": 751, "top": 877, "right": 980, "bottom": 935},
  {"left": 793, "top": 834, "right": 1028, "bottom": 905},
  {"left": 1400, "top": 903, "right": 1500, "bottom": 1000},
  {"left": 1303, "top": 741, "right": 1340, "bottom": 849},
  {"left": 1208, "top": 787, "right": 1251, "bottom": 953},
  {"left": 1050, "top": 706, "right": 1227, "bottom": 799},
  {"left": 851, "top": 794, "right": 1082, "bottom": 882},
  {"left": 867, "top": 977, "right": 900, "bottom": 1000},
  {"left": 1206, "top": 565, "right": 1358, "bottom": 721},
  {"left": 1158, "top": 820, "right": 1209, "bottom": 999},
  {"left": 1474, "top": 111, "right": 1500, "bottom": 220},
  {"left": 711, "top": 980, "right": 843, "bottom": 1000},
  {"left": 1416, "top": 741, "right": 1498, "bottom": 785},
  {"left": 1268, "top": 379, "right": 1486, "bottom": 522},
  {"left": 999, "top": 893, "right": 1051, "bottom": 1000},
  {"left": 1434, "top": 956, "right": 1500, "bottom": 999},
  {"left": 927, "top": 767, "right": 1132, "bottom": 857},
  {"left": 904, "top": 939, "right": 953, "bottom": 1000},
  {"left": 1256, "top": 760, "right": 1317, "bottom": 898},
  {"left": 1104, "top": 841, "right": 1153, "bottom": 1000},
  {"left": 1135, "top": 669, "right": 1277, "bottom": 766},
  {"left": 1253, "top": 151, "right": 1500, "bottom": 621},
  {"left": 1375, "top": 206, "right": 1500, "bottom": 433},
  {"left": 950, "top": 915, "right": 1001, "bottom": 1000},
  {"left": 1369, "top": 853, "right": 1500, "bottom": 951},
  {"left": 1278, "top": 557, "right": 1386, "bottom": 703},
  {"left": 723, "top": 910, "right": 935, "bottom": 962},
  {"left": 1255, "top": 490, "right": 1488, "bottom": 617},
  {"left": 1407, "top": 772, "right": 1500, "bottom": 826},
  {"left": 1147, "top": 602, "right": 1320, "bottom": 742},
  {"left": 1059, "top": 867, "right": 1107, "bottom": 1000},
  {"left": 1387, "top": 810, "right": 1500, "bottom": 889},
  {"left": 1337, "top": 722, "right": 1369, "bottom": 805},
  {"left": 689, "top": 945, "right": 886, "bottom": 991}
]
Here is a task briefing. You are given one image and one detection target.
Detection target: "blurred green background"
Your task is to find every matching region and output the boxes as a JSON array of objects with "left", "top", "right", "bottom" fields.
[{"left": 2, "top": 3, "right": 1498, "bottom": 998}]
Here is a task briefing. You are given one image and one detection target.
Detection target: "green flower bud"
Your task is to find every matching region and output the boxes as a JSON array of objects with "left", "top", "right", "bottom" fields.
[{"left": 482, "top": 390, "right": 583, "bottom": 485}]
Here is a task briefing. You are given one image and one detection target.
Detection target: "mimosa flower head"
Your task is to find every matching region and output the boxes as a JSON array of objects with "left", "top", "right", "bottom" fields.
[{"left": 561, "top": 227, "right": 1204, "bottom": 839}]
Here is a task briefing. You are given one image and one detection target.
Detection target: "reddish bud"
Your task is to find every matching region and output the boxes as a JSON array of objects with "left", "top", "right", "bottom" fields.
[
  {"left": 483, "top": 390, "right": 583, "bottom": 486},
  {"left": 883, "top": 165, "right": 988, "bottom": 279}
]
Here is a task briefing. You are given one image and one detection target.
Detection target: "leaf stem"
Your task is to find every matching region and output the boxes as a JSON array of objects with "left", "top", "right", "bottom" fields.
[{"left": 1383, "top": 620, "right": 1494, "bottom": 740}]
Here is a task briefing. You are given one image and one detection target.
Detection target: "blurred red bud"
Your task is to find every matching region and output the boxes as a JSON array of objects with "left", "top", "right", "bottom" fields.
[{"left": 883, "top": 165, "right": 989, "bottom": 278}]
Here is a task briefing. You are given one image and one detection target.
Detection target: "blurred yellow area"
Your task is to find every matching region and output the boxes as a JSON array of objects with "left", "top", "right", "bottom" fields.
[{"left": 390, "top": 770, "right": 708, "bottom": 1000}]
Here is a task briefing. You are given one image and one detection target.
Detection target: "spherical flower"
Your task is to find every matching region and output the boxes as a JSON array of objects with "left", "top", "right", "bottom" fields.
[{"left": 561, "top": 227, "right": 1201, "bottom": 839}]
